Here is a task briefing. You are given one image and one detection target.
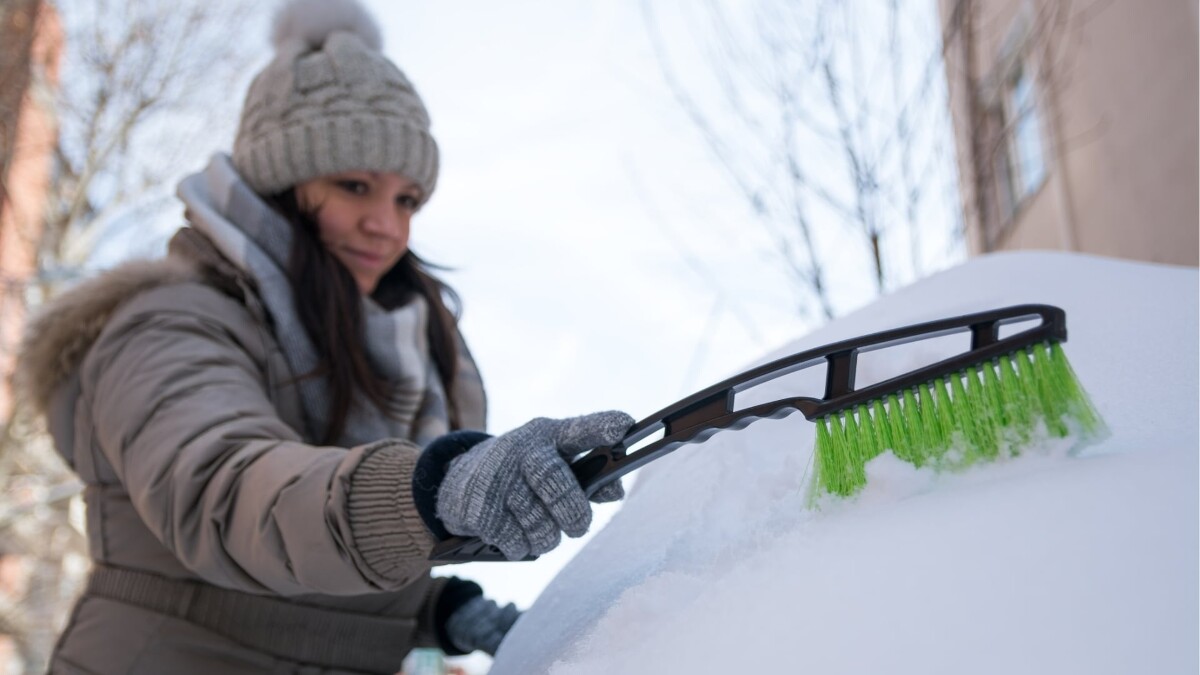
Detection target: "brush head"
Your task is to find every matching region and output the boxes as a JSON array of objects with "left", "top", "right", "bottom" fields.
[{"left": 809, "top": 340, "right": 1107, "bottom": 501}]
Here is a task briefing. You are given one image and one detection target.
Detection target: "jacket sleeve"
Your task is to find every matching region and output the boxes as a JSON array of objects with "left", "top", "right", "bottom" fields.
[{"left": 80, "top": 284, "right": 437, "bottom": 596}]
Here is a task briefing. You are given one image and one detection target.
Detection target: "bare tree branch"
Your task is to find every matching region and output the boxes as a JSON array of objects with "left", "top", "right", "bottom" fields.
[
  {"left": 43, "top": 0, "right": 260, "bottom": 270},
  {"left": 642, "top": 0, "right": 963, "bottom": 322}
]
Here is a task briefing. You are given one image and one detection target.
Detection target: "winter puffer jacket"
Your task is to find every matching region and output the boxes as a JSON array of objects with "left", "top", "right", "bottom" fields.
[{"left": 18, "top": 230, "right": 486, "bottom": 674}]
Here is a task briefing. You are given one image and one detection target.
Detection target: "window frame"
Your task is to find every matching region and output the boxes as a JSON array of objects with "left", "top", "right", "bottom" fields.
[{"left": 977, "top": 5, "right": 1051, "bottom": 247}]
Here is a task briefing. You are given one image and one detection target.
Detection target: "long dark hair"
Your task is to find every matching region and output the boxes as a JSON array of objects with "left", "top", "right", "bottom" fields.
[{"left": 268, "top": 188, "right": 462, "bottom": 445}]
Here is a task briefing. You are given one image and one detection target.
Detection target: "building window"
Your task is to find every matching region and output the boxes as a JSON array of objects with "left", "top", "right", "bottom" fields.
[{"left": 997, "top": 60, "right": 1047, "bottom": 218}]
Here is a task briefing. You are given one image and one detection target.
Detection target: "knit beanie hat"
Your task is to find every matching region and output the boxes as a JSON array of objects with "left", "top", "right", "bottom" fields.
[{"left": 232, "top": 0, "right": 438, "bottom": 202}]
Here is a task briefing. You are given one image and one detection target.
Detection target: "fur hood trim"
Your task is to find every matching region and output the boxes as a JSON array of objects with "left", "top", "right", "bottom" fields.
[{"left": 16, "top": 257, "right": 201, "bottom": 415}]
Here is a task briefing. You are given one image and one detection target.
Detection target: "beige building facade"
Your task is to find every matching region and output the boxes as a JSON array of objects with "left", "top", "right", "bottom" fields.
[
  {"left": 1, "top": 3, "right": 65, "bottom": 671},
  {"left": 1, "top": 0, "right": 60, "bottom": 421},
  {"left": 940, "top": 0, "right": 1198, "bottom": 265}
]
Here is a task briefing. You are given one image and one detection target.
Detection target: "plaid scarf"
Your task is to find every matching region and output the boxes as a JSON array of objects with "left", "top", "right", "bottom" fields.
[{"left": 177, "top": 154, "right": 485, "bottom": 447}]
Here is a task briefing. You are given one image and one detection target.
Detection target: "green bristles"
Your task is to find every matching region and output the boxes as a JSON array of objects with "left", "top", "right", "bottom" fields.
[{"left": 809, "top": 341, "right": 1107, "bottom": 501}]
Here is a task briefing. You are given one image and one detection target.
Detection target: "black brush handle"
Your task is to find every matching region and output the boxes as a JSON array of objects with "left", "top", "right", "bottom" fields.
[
  {"left": 429, "top": 304, "right": 1066, "bottom": 563},
  {"left": 800, "top": 304, "right": 1065, "bottom": 419}
]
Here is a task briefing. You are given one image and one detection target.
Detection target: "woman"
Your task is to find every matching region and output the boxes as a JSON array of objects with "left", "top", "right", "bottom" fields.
[{"left": 17, "top": 0, "right": 631, "bottom": 672}]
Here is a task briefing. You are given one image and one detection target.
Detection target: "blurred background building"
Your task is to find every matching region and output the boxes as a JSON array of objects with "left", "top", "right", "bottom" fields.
[
  {"left": 1, "top": 0, "right": 58, "bottom": 419},
  {"left": 1, "top": 0, "right": 66, "bottom": 671},
  {"left": 940, "top": 0, "right": 1199, "bottom": 265}
]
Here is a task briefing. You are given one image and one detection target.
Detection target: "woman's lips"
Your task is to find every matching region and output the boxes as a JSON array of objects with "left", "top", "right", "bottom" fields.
[{"left": 342, "top": 247, "right": 387, "bottom": 268}]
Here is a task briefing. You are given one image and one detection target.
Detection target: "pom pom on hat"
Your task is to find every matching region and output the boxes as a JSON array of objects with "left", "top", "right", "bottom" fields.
[{"left": 271, "top": 0, "right": 383, "bottom": 52}]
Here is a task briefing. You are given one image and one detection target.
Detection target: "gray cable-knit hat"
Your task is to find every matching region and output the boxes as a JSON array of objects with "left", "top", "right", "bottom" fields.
[{"left": 232, "top": 0, "right": 438, "bottom": 202}]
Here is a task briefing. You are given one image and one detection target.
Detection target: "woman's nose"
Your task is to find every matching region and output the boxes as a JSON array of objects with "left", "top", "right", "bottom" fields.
[{"left": 362, "top": 206, "right": 408, "bottom": 239}]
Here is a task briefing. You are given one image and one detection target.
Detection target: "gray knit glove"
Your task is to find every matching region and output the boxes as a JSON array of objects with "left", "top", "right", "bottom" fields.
[
  {"left": 444, "top": 596, "right": 521, "bottom": 656},
  {"left": 435, "top": 411, "right": 634, "bottom": 560}
]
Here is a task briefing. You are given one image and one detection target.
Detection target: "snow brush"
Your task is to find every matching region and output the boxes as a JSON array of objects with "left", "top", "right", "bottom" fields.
[{"left": 431, "top": 304, "right": 1106, "bottom": 562}]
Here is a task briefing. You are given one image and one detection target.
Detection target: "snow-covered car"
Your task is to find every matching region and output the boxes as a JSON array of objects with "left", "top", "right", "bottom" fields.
[{"left": 491, "top": 251, "right": 1198, "bottom": 675}]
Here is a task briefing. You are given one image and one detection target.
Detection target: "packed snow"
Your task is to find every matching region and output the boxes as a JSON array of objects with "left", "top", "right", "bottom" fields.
[{"left": 489, "top": 251, "right": 1199, "bottom": 675}]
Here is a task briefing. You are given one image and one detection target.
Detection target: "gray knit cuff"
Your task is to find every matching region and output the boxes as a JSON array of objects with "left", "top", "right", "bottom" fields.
[
  {"left": 347, "top": 442, "right": 438, "bottom": 584},
  {"left": 234, "top": 115, "right": 439, "bottom": 202}
]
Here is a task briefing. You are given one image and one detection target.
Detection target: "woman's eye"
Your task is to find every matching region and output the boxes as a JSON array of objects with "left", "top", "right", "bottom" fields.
[
  {"left": 396, "top": 195, "right": 420, "bottom": 211},
  {"left": 336, "top": 180, "right": 369, "bottom": 195}
]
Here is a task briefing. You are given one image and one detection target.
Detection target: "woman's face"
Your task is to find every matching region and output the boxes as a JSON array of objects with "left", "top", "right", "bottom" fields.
[{"left": 294, "top": 171, "right": 423, "bottom": 295}]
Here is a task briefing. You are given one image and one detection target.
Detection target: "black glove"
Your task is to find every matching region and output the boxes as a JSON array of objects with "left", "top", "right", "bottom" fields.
[{"left": 444, "top": 595, "right": 521, "bottom": 656}]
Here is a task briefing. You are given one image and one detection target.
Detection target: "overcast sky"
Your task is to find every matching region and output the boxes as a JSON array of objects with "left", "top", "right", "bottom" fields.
[{"left": 379, "top": 2, "right": 816, "bottom": 423}]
